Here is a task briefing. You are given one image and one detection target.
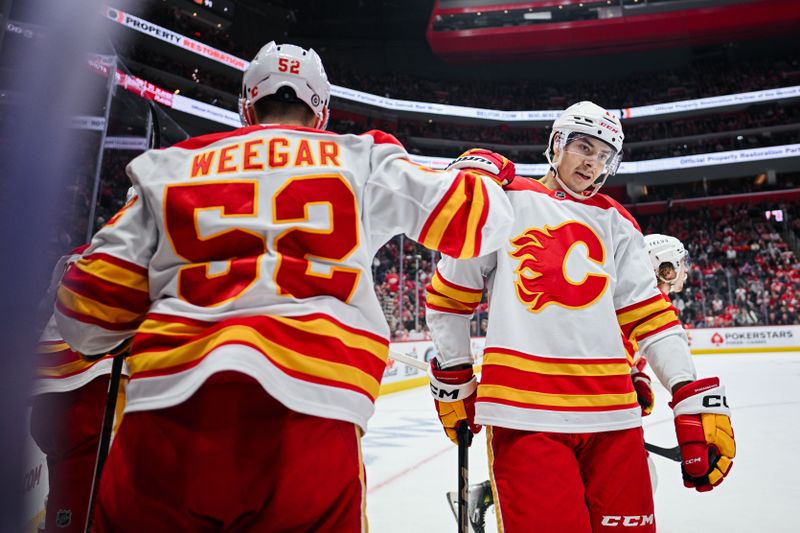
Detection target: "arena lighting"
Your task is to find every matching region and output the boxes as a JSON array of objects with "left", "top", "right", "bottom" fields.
[
  {"left": 82, "top": 55, "right": 800, "bottom": 176},
  {"left": 102, "top": 7, "right": 800, "bottom": 122},
  {"left": 523, "top": 12, "right": 552, "bottom": 20}
]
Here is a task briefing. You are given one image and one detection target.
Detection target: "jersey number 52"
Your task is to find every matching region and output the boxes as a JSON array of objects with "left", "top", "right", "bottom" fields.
[{"left": 164, "top": 174, "right": 360, "bottom": 307}]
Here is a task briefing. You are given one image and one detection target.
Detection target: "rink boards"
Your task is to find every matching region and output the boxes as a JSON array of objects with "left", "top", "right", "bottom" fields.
[{"left": 23, "top": 325, "right": 800, "bottom": 530}]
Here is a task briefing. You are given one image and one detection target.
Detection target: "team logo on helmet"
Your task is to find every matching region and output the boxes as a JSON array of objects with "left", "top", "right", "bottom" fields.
[
  {"left": 311, "top": 94, "right": 320, "bottom": 106},
  {"left": 251, "top": 86, "right": 258, "bottom": 97},
  {"left": 509, "top": 221, "right": 609, "bottom": 313}
]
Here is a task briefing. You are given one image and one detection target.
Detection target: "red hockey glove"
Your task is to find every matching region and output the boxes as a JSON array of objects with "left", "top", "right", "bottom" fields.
[
  {"left": 670, "top": 377, "right": 736, "bottom": 492},
  {"left": 429, "top": 360, "right": 481, "bottom": 446},
  {"left": 446, "top": 148, "right": 516, "bottom": 187},
  {"left": 631, "top": 358, "right": 654, "bottom": 416}
]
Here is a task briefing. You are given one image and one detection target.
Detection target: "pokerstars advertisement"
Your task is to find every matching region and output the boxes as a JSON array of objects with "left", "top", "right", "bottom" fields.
[
  {"left": 382, "top": 326, "right": 800, "bottom": 389},
  {"left": 687, "top": 325, "right": 800, "bottom": 353}
]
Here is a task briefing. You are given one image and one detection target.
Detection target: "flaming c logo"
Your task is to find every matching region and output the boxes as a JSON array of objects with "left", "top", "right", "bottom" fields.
[{"left": 509, "top": 221, "right": 609, "bottom": 313}]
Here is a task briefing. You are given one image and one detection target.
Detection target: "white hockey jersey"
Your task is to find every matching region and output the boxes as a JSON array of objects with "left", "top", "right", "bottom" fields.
[
  {"left": 426, "top": 178, "right": 685, "bottom": 433},
  {"left": 55, "top": 125, "right": 514, "bottom": 431},
  {"left": 33, "top": 314, "right": 125, "bottom": 395},
  {"left": 34, "top": 246, "right": 128, "bottom": 395}
]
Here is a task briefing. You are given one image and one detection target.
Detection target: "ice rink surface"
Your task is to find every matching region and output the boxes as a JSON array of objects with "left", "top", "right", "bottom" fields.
[{"left": 364, "top": 352, "right": 800, "bottom": 532}]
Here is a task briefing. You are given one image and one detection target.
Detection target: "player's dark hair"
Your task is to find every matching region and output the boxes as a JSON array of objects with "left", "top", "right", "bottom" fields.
[{"left": 254, "top": 86, "right": 315, "bottom": 125}]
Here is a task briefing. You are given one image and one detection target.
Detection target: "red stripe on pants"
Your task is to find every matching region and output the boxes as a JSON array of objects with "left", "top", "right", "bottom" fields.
[{"left": 93, "top": 372, "right": 366, "bottom": 532}]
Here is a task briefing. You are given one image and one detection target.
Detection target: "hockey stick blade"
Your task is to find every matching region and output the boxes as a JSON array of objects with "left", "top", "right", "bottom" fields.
[{"left": 645, "top": 441, "right": 682, "bottom": 462}]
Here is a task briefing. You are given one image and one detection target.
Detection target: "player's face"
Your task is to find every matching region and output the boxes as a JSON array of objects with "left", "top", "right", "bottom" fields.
[
  {"left": 556, "top": 136, "right": 614, "bottom": 194},
  {"left": 659, "top": 263, "right": 688, "bottom": 293}
]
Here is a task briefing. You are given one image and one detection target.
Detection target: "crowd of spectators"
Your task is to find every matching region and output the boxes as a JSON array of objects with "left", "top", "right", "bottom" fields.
[
  {"left": 102, "top": 3, "right": 800, "bottom": 169},
  {"left": 39, "top": 3, "right": 800, "bottom": 340},
  {"left": 373, "top": 200, "right": 800, "bottom": 339},
  {"left": 625, "top": 173, "right": 800, "bottom": 203},
  {"left": 640, "top": 202, "right": 799, "bottom": 329},
  {"left": 37, "top": 133, "right": 800, "bottom": 341},
  {"left": 114, "top": 0, "right": 800, "bottom": 112},
  {"left": 110, "top": 45, "right": 800, "bottom": 164},
  {"left": 326, "top": 103, "right": 800, "bottom": 163}
]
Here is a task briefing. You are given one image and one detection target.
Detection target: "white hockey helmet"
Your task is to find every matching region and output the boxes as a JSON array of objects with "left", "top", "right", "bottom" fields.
[
  {"left": 545, "top": 101, "right": 624, "bottom": 200},
  {"left": 239, "top": 41, "right": 330, "bottom": 130},
  {"left": 645, "top": 233, "right": 689, "bottom": 291}
]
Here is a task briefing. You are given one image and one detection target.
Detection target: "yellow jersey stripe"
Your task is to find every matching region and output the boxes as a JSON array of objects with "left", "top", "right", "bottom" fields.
[
  {"left": 630, "top": 310, "right": 678, "bottom": 339},
  {"left": 459, "top": 177, "right": 486, "bottom": 259},
  {"left": 38, "top": 358, "right": 96, "bottom": 377},
  {"left": 57, "top": 285, "right": 143, "bottom": 324},
  {"left": 483, "top": 352, "right": 630, "bottom": 377},
  {"left": 269, "top": 315, "right": 387, "bottom": 363},
  {"left": 128, "top": 324, "right": 382, "bottom": 399},
  {"left": 38, "top": 342, "right": 71, "bottom": 354},
  {"left": 75, "top": 257, "right": 148, "bottom": 293},
  {"left": 478, "top": 383, "right": 637, "bottom": 408},
  {"left": 430, "top": 274, "right": 483, "bottom": 304},
  {"left": 420, "top": 176, "right": 468, "bottom": 250},
  {"left": 425, "top": 292, "right": 475, "bottom": 313},
  {"left": 617, "top": 298, "right": 670, "bottom": 325}
]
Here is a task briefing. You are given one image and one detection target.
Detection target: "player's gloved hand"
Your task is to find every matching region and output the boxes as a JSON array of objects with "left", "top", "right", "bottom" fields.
[
  {"left": 631, "top": 357, "right": 654, "bottom": 416},
  {"left": 428, "top": 360, "right": 481, "bottom": 446},
  {"left": 670, "top": 377, "right": 735, "bottom": 492},
  {"left": 446, "top": 148, "right": 516, "bottom": 187}
]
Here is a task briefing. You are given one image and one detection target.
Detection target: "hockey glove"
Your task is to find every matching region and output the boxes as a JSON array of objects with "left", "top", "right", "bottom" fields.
[
  {"left": 670, "top": 377, "right": 736, "bottom": 492},
  {"left": 429, "top": 360, "right": 481, "bottom": 446},
  {"left": 631, "top": 358, "right": 654, "bottom": 416},
  {"left": 446, "top": 148, "right": 516, "bottom": 188}
]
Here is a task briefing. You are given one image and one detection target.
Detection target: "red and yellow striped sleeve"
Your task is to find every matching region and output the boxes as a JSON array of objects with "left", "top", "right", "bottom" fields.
[
  {"left": 617, "top": 293, "right": 680, "bottom": 345},
  {"left": 478, "top": 347, "right": 637, "bottom": 411},
  {"left": 36, "top": 340, "right": 109, "bottom": 379},
  {"left": 425, "top": 268, "right": 484, "bottom": 315},
  {"left": 417, "top": 171, "right": 490, "bottom": 259},
  {"left": 620, "top": 332, "right": 638, "bottom": 367},
  {"left": 56, "top": 252, "right": 150, "bottom": 332}
]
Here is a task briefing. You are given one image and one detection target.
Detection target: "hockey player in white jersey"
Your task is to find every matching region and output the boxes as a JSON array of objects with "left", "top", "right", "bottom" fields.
[
  {"left": 54, "top": 41, "right": 515, "bottom": 532},
  {"left": 447, "top": 233, "right": 693, "bottom": 532},
  {"left": 30, "top": 244, "right": 129, "bottom": 533},
  {"left": 426, "top": 102, "right": 735, "bottom": 532},
  {"left": 646, "top": 233, "right": 690, "bottom": 294},
  {"left": 631, "top": 234, "right": 692, "bottom": 418}
]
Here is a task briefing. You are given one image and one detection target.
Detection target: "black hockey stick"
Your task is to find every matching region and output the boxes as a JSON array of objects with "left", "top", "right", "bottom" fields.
[
  {"left": 456, "top": 423, "right": 471, "bottom": 533},
  {"left": 84, "top": 351, "right": 125, "bottom": 533},
  {"left": 83, "top": 99, "right": 163, "bottom": 532},
  {"left": 645, "top": 441, "right": 682, "bottom": 462}
]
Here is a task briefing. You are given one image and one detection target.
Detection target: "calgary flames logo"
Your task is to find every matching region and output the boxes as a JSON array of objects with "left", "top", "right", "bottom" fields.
[{"left": 509, "top": 221, "right": 609, "bottom": 313}]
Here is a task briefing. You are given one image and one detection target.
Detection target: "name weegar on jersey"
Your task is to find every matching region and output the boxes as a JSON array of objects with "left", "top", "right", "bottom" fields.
[{"left": 54, "top": 125, "right": 514, "bottom": 431}]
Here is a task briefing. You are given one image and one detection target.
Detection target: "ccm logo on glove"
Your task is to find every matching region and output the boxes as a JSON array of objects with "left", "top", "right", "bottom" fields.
[
  {"left": 431, "top": 384, "right": 463, "bottom": 400},
  {"left": 702, "top": 394, "right": 728, "bottom": 408}
]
